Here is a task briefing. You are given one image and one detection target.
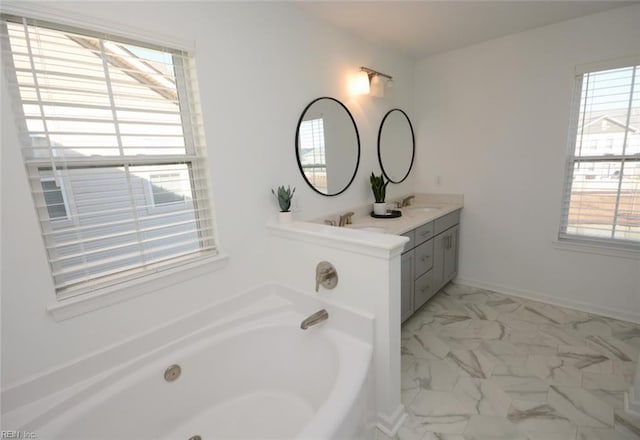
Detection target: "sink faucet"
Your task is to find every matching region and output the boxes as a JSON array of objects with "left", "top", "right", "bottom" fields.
[
  {"left": 338, "top": 211, "right": 354, "bottom": 226},
  {"left": 300, "top": 309, "right": 329, "bottom": 329},
  {"left": 400, "top": 195, "right": 415, "bottom": 207}
]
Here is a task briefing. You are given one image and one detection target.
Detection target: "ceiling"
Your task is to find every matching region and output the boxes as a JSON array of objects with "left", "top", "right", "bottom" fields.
[{"left": 295, "top": 1, "right": 638, "bottom": 59}]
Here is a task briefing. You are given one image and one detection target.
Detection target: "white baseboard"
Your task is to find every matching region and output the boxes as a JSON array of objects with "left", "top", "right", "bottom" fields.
[{"left": 455, "top": 276, "right": 640, "bottom": 324}]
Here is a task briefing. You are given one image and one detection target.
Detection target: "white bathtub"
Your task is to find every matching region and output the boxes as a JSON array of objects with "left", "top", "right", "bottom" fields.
[{"left": 8, "top": 285, "right": 375, "bottom": 440}]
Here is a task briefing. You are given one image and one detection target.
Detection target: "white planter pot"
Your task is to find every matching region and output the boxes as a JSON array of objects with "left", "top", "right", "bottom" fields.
[
  {"left": 278, "top": 211, "right": 294, "bottom": 223},
  {"left": 373, "top": 203, "right": 387, "bottom": 215}
]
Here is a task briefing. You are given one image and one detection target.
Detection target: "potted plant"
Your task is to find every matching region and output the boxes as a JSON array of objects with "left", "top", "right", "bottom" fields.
[
  {"left": 272, "top": 185, "right": 296, "bottom": 223},
  {"left": 370, "top": 172, "right": 389, "bottom": 215}
]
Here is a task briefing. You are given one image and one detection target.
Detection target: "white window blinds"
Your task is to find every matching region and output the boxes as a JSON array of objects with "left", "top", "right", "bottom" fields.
[
  {"left": 1, "top": 14, "right": 217, "bottom": 297},
  {"left": 560, "top": 63, "right": 639, "bottom": 247}
]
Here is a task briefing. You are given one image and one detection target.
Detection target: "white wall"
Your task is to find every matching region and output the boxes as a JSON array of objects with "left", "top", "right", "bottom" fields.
[
  {"left": 414, "top": 4, "right": 640, "bottom": 320},
  {"left": 1, "top": 1, "right": 414, "bottom": 387}
]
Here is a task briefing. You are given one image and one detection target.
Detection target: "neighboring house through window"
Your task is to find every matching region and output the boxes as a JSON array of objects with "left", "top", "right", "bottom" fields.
[
  {"left": 1, "top": 14, "right": 217, "bottom": 297},
  {"left": 560, "top": 61, "right": 639, "bottom": 248},
  {"left": 40, "top": 177, "right": 69, "bottom": 221},
  {"left": 149, "top": 171, "right": 188, "bottom": 206}
]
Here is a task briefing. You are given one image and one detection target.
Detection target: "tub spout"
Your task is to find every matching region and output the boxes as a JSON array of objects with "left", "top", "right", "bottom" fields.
[{"left": 300, "top": 309, "right": 329, "bottom": 330}]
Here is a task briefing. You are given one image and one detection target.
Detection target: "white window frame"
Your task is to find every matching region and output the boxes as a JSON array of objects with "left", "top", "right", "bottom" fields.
[
  {"left": 557, "top": 56, "right": 640, "bottom": 258},
  {"left": 2, "top": 12, "right": 228, "bottom": 317}
]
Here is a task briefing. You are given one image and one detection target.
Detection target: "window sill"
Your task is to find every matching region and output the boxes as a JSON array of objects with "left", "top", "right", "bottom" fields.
[
  {"left": 552, "top": 239, "right": 640, "bottom": 260},
  {"left": 47, "top": 253, "right": 229, "bottom": 321}
]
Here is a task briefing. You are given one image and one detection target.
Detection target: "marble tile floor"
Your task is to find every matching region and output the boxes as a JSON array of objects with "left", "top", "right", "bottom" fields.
[{"left": 389, "top": 284, "right": 640, "bottom": 440}]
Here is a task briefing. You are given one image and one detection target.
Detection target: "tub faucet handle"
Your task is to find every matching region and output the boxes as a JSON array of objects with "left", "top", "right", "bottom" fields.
[{"left": 315, "top": 261, "right": 338, "bottom": 292}]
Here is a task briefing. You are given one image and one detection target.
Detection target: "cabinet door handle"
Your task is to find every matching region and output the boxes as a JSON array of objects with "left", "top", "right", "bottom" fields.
[
  {"left": 421, "top": 285, "right": 429, "bottom": 293},
  {"left": 421, "top": 255, "right": 430, "bottom": 262},
  {"left": 420, "top": 230, "right": 432, "bottom": 237}
]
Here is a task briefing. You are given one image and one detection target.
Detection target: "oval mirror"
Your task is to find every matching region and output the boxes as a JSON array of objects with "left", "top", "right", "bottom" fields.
[
  {"left": 295, "top": 97, "right": 360, "bottom": 196},
  {"left": 378, "top": 108, "right": 415, "bottom": 184}
]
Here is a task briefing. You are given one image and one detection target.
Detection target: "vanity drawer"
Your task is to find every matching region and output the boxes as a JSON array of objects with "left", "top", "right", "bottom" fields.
[
  {"left": 414, "top": 238, "right": 433, "bottom": 277},
  {"left": 401, "top": 230, "right": 415, "bottom": 252},
  {"left": 435, "top": 210, "right": 460, "bottom": 235},
  {"left": 414, "top": 221, "right": 434, "bottom": 245},
  {"left": 414, "top": 270, "right": 436, "bottom": 311}
]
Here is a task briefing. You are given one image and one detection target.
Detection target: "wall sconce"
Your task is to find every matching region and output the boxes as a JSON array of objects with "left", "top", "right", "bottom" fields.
[{"left": 355, "top": 66, "right": 394, "bottom": 97}]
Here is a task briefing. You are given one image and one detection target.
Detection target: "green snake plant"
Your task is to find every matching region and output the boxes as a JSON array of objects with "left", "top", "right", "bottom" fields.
[
  {"left": 272, "top": 185, "right": 296, "bottom": 212},
  {"left": 370, "top": 172, "right": 389, "bottom": 203}
]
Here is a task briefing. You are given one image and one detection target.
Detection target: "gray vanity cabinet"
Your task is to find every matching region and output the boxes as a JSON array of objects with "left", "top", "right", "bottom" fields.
[
  {"left": 414, "top": 239, "right": 434, "bottom": 276},
  {"left": 432, "top": 224, "right": 459, "bottom": 293},
  {"left": 400, "top": 222, "right": 435, "bottom": 323},
  {"left": 401, "top": 209, "right": 460, "bottom": 322},
  {"left": 400, "top": 250, "right": 414, "bottom": 322},
  {"left": 443, "top": 225, "right": 459, "bottom": 281}
]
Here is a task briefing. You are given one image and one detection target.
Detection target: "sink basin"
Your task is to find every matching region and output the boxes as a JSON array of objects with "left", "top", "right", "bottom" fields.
[{"left": 349, "top": 225, "right": 387, "bottom": 233}]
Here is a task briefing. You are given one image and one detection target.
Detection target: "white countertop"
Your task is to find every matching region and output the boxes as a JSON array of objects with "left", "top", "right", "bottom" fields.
[
  {"left": 314, "top": 193, "right": 464, "bottom": 236},
  {"left": 268, "top": 194, "right": 463, "bottom": 259}
]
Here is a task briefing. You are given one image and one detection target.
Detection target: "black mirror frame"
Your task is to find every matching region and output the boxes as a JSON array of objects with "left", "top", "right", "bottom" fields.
[
  {"left": 377, "top": 108, "right": 415, "bottom": 184},
  {"left": 295, "top": 96, "right": 361, "bottom": 197}
]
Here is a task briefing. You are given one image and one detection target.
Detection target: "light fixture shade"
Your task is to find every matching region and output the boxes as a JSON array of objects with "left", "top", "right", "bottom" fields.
[
  {"left": 353, "top": 70, "right": 370, "bottom": 95},
  {"left": 370, "top": 74, "right": 384, "bottom": 98}
]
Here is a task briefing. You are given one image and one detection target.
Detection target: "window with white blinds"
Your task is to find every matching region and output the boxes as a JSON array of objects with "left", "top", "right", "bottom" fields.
[
  {"left": 1, "top": 14, "right": 217, "bottom": 297},
  {"left": 560, "top": 62, "right": 640, "bottom": 248}
]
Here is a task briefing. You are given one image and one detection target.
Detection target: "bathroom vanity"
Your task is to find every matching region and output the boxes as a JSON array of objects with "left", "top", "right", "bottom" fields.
[
  {"left": 400, "top": 209, "right": 460, "bottom": 322},
  {"left": 317, "top": 193, "right": 463, "bottom": 322}
]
